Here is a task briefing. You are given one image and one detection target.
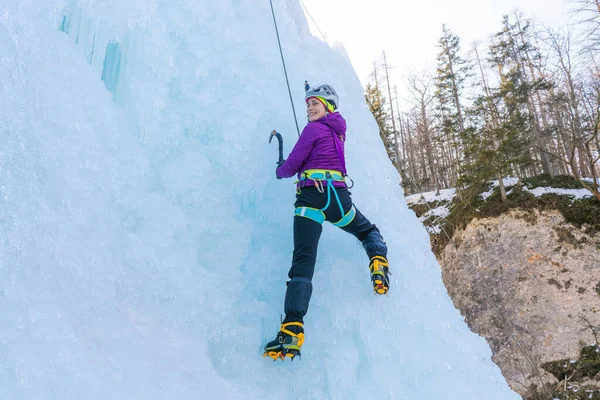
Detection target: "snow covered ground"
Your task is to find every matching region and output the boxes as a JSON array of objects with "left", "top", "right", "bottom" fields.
[
  {"left": 526, "top": 186, "right": 594, "bottom": 199},
  {"left": 406, "top": 177, "right": 595, "bottom": 234},
  {"left": 405, "top": 187, "right": 457, "bottom": 205}
]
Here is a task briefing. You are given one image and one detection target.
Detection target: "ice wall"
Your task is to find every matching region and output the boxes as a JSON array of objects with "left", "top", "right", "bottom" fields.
[{"left": 0, "top": 1, "right": 519, "bottom": 398}]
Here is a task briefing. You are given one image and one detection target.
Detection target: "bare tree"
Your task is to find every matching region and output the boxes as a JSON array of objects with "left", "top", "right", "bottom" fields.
[
  {"left": 542, "top": 27, "right": 600, "bottom": 199},
  {"left": 406, "top": 71, "right": 442, "bottom": 194},
  {"left": 364, "top": 9, "right": 600, "bottom": 200},
  {"left": 568, "top": 0, "right": 600, "bottom": 48}
]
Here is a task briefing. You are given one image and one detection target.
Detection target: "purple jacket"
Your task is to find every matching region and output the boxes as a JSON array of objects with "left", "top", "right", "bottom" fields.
[{"left": 276, "top": 112, "right": 347, "bottom": 187}]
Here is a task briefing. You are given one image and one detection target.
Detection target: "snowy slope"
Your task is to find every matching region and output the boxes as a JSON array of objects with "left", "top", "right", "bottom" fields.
[
  {"left": 0, "top": 1, "right": 518, "bottom": 399},
  {"left": 407, "top": 179, "right": 596, "bottom": 235}
]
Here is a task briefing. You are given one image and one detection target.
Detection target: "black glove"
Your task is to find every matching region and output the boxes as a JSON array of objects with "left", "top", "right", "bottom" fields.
[{"left": 276, "top": 159, "right": 285, "bottom": 180}]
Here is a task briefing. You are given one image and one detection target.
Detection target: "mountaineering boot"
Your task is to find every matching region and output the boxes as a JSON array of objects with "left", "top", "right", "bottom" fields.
[
  {"left": 369, "top": 255, "right": 390, "bottom": 295},
  {"left": 263, "top": 322, "right": 304, "bottom": 361}
]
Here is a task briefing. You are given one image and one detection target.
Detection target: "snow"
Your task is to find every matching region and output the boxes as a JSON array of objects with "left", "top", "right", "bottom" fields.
[
  {"left": 0, "top": 0, "right": 518, "bottom": 399},
  {"left": 429, "top": 205, "right": 451, "bottom": 219},
  {"left": 405, "top": 188, "right": 456, "bottom": 205},
  {"left": 527, "top": 187, "right": 593, "bottom": 199},
  {"left": 410, "top": 178, "right": 595, "bottom": 209},
  {"left": 481, "top": 177, "right": 519, "bottom": 200},
  {"left": 407, "top": 177, "right": 595, "bottom": 235}
]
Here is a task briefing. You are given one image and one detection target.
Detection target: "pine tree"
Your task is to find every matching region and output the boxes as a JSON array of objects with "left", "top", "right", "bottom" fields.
[
  {"left": 435, "top": 26, "right": 469, "bottom": 141},
  {"left": 460, "top": 16, "right": 536, "bottom": 201},
  {"left": 435, "top": 25, "right": 472, "bottom": 187},
  {"left": 364, "top": 83, "right": 396, "bottom": 166}
]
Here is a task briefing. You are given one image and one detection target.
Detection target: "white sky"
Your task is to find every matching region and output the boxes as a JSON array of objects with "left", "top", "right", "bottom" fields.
[{"left": 301, "top": 0, "right": 572, "bottom": 98}]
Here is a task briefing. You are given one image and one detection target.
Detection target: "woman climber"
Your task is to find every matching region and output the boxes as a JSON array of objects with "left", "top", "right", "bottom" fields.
[{"left": 264, "top": 83, "right": 390, "bottom": 361}]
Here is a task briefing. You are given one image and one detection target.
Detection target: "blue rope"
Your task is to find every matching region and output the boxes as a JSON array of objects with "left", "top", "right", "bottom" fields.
[
  {"left": 321, "top": 180, "right": 344, "bottom": 217},
  {"left": 322, "top": 182, "right": 332, "bottom": 211},
  {"left": 331, "top": 182, "right": 345, "bottom": 214}
]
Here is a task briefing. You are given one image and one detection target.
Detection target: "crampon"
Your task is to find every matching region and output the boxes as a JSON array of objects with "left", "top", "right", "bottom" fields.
[
  {"left": 263, "top": 321, "right": 304, "bottom": 361},
  {"left": 263, "top": 348, "right": 301, "bottom": 361}
]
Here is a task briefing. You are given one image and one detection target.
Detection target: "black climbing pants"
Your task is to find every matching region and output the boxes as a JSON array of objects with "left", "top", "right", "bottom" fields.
[{"left": 283, "top": 186, "right": 387, "bottom": 323}]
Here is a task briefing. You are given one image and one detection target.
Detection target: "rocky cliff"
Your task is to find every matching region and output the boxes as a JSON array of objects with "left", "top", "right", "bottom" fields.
[
  {"left": 439, "top": 208, "right": 600, "bottom": 398},
  {"left": 407, "top": 178, "right": 600, "bottom": 399}
]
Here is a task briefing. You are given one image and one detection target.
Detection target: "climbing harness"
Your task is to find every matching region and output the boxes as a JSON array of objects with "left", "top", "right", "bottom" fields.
[
  {"left": 289, "top": 121, "right": 355, "bottom": 227},
  {"left": 294, "top": 169, "right": 356, "bottom": 228},
  {"left": 298, "top": 168, "right": 344, "bottom": 191}
]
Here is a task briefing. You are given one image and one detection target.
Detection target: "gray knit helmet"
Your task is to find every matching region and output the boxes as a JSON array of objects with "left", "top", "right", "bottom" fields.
[{"left": 305, "top": 84, "right": 339, "bottom": 110}]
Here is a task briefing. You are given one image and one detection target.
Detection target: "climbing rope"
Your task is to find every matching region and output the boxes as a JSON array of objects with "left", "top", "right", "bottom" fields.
[
  {"left": 269, "top": 0, "right": 301, "bottom": 137},
  {"left": 299, "top": 0, "right": 327, "bottom": 40},
  {"left": 407, "top": 180, "right": 457, "bottom": 249}
]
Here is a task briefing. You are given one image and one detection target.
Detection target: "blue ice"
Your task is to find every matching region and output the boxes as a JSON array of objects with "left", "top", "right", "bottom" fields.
[{"left": 0, "top": 0, "right": 519, "bottom": 398}]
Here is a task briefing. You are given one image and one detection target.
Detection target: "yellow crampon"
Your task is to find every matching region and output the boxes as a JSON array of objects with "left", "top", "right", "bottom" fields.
[
  {"left": 369, "top": 255, "right": 389, "bottom": 295},
  {"left": 263, "top": 350, "right": 300, "bottom": 361},
  {"left": 262, "top": 322, "right": 304, "bottom": 361}
]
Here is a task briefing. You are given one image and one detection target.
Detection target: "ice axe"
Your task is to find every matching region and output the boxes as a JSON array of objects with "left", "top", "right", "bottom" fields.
[{"left": 269, "top": 130, "right": 284, "bottom": 164}]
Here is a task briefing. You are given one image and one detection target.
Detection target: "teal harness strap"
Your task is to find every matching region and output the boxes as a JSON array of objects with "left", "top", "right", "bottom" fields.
[
  {"left": 294, "top": 206, "right": 325, "bottom": 224},
  {"left": 332, "top": 205, "right": 356, "bottom": 227},
  {"left": 294, "top": 178, "right": 357, "bottom": 227}
]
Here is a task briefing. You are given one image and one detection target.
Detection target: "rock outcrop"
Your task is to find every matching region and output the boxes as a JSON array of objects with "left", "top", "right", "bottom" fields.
[{"left": 440, "top": 209, "right": 600, "bottom": 398}]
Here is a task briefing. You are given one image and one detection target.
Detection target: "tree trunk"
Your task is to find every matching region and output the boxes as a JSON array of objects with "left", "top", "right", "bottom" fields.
[
  {"left": 514, "top": 12, "right": 552, "bottom": 177},
  {"left": 407, "top": 121, "right": 419, "bottom": 192},
  {"left": 548, "top": 88, "right": 571, "bottom": 175},
  {"left": 498, "top": 174, "right": 508, "bottom": 202}
]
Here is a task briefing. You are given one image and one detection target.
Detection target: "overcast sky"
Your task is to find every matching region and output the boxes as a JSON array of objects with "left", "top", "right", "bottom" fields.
[{"left": 300, "top": 0, "right": 572, "bottom": 95}]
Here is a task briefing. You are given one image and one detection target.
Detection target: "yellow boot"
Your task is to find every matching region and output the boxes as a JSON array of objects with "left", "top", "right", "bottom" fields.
[
  {"left": 263, "top": 322, "right": 304, "bottom": 361},
  {"left": 369, "top": 256, "right": 390, "bottom": 295}
]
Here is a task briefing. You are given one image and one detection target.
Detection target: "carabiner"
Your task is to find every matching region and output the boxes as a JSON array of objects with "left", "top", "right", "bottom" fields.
[
  {"left": 345, "top": 176, "right": 354, "bottom": 188},
  {"left": 315, "top": 180, "right": 324, "bottom": 193}
]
